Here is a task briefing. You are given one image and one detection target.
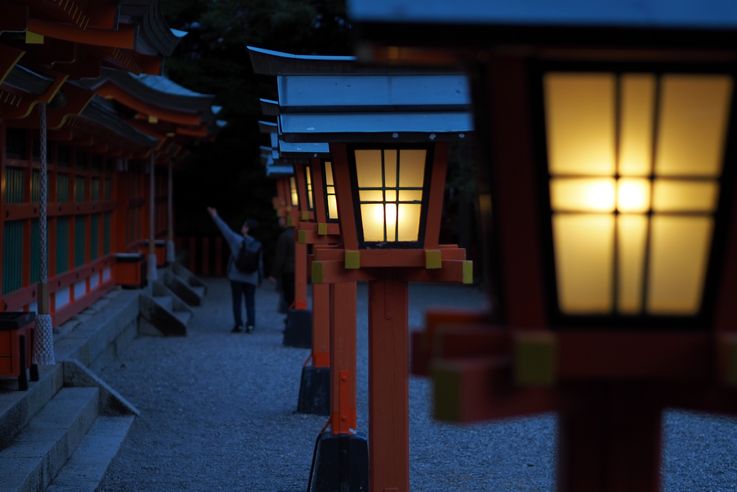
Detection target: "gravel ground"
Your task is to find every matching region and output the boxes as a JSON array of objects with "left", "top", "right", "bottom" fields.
[{"left": 97, "top": 279, "right": 737, "bottom": 491}]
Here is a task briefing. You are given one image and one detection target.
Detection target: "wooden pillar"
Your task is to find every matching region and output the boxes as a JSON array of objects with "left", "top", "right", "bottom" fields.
[
  {"left": 202, "top": 237, "right": 210, "bottom": 276},
  {"left": 294, "top": 241, "right": 308, "bottom": 310},
  {"left": 188, "top": 236, "right": 197, "bottom": 272},
  {"left": 557, "top": 387, "right": 662, "bottom": 492},
  {"left": 166, "top": 159, "right": 175, "bottom": 263},
  {"left": 312, "top": 283, "right": 330, "bottom": 368},
  {"left": 147, "top": 154, "right": 157, "bottom": 281},
  {"left": 215, "top": 237, "right": 224, "bottom": 276},
  {"left": 368, "top": 276, "right": 409, "bottom": 492},
  {"left": 330, "top": 281, "right": 357, "bottom": 434}
]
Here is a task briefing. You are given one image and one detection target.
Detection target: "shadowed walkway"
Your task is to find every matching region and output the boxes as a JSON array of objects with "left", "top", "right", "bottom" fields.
[{"left": 96, "top": 279, "right": 737, "bottom": 491}]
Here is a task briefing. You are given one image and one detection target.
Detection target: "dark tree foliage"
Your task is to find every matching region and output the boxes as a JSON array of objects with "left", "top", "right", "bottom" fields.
[
  {"left": 159, "top": 0, "right": 353, "bottom": 269},
  {"left": 159, "top": 0, "right": 476, "bottom": 275}
]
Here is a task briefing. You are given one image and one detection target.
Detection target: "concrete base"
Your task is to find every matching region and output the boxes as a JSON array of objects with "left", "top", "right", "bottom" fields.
[
  {"left": 308, "top": 431, "right": 369, "bottom": 492},
  {"left": 283, "top": 309, "right": 311, "bottom": 348},
  {"left": 297, "top": 365, "right": 330, "bottom": 415}
]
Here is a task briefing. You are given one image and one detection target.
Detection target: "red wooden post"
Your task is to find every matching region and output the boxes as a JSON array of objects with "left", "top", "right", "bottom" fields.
[
  {"left": 330, "top": 281, "right": 357, "bottom": 434},
  {"left": 312, "top": 283, "right": 330, "bottom": 368},
  {"left": 558, "top": 388, "right": 662, "bottom": 492},
  {"left": 369, "top": 276, "right": 409, "bottom": 492},
  {"left": 201, "top": 237, "right": 210, "bottom": 276},
  {"left": 214, "top": 236, "right": 224, "bottom": 276},
  {"left": 294, "top": 241, "right": 308, "bottom": 310},
  {"left": 188, "top": 236, "right": 197, "bottom": 272}
]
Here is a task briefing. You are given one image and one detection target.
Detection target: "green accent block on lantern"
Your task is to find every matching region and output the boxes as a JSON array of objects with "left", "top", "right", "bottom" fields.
[
  {"left": 462, "top": 261, "right": 473, "bottom": 284},
  {"left": 425, "top": 250, "right": 442, "bottom": 269},
  {"left": 317, "top": 223, "right": 328, "bottom": 236},
  {"left": 25, "top": 31, "right": 44, "bottom": 45},
  {"left": 312, "top": 261, "right": 324, "bottom": 284},
  {"left": 298, "top": 229, "right": 308, "bottom": 244},
  {"left": 344, "top": 250, "right": 360, "bottom": 270},
  {"left": 432, "top": 365, "right": 461, "bottom": 422},
  {"left": 286, "top": 216, "right": 294, "bottom": 227},
  {"left": 514, "top": 332, "right": 556, "bottom": 387},
  {"left": 301, "top": 211, "right": 311, "bottom": 221}
]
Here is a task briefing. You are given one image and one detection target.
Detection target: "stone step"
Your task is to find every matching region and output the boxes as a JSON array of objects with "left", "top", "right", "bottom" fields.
[
  {"left": 0, "top": 364, "right": 64, "bottom": 452},
  {"left": 173, "top": 310, "right": 192, "bottom": 326},
  {"left": 191, "top": 285, "right": 206, "bottom": 298},
  {"left": 0, "top": 387, "right": 99, "bottom": 491},
  {"left": 47, "top": 415, "right": 135, "bottom": 492},
  {"left": 152, "top": 295, "right": 174, "bottom": 312}
]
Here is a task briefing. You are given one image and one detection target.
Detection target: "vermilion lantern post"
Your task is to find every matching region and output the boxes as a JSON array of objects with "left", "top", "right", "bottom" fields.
[
  {"left": 277, "top": 136, "right": 342, "bottom": 415},
  {"left": 347, "top": 2, "right": 737, "bottom": 490},
  {"left": 249, "top": 45, "right": 474, "bottom": 492}
]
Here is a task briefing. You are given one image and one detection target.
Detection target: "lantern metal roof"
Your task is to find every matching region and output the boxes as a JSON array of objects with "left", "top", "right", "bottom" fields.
[
  {"left": 278, "top": 139, "right": 330, "bottom": 158},
  {"left": 247, "top": 46, "right": 473, "bottom": 142},
  {"left": 348, "top": 0, "right": 737, "bottom": 27},
  {"left": 258, "top": 119, "right": 329, "bottom": 158},
  {"left": 260, "top": 145, "right": 295, "bottom": 177},
  {"left": 347, "top": 0, "right": 737, "bottom": 48}
]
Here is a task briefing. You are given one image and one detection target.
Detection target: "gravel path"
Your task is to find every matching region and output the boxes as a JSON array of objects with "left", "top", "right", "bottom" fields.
[{"left": 97, "top": 279, "right": 737, "bottom": 491}]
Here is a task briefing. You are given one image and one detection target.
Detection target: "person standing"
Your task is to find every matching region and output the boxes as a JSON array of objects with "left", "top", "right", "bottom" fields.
[
  {"left": 270, "top": 216, "right": 295, "bottom": 310},
  {"left": 207, "top": 207, "right": 262, "bottom": 333}
]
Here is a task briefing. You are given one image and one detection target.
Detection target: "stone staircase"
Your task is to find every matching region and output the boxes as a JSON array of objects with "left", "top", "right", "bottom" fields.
[
  {"left": 139, "top": 280, "right": 194, "bottom": 337},
  {"left": 0, "top": 264, "right": 208, "bottom": 490},
  {"left": 162, "top": 263, "right": 207, "bottom": 307},
  {"left": 0, "top": 289, "right": 140, "bottom": 492}
]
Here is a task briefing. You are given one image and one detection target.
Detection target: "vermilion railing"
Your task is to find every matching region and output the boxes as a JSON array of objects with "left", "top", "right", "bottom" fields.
[{"left": 0, "top": 125, "right": 169, "bottom": 328}]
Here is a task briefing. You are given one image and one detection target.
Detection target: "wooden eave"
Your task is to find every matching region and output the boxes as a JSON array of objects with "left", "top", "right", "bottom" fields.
[
  {"left": 27, "top": 17, "right": 136, "bottom": 50},
  {"left": 8, "top": 82, "right": 95, "bottom": 130},
  {"left": 95, "top": 82, "right": 203, "bottom": 126},
  {"left": 20, "top": 0, "right": 120, "bottom": 31},
  {"left": 119, "top": 0, "right": 181, "bottom": 56},
  {"left": 76, "top": 96, "right": 158, "bottom": 149},
  {"left": 0, "top": 45, "right": 25, "bottom": 86},
  {"left": 0, "top": 68, "right": 67, "bottom": 120},
  {"left": 95, "top": 69, "right": 213, "bottom": 115}
]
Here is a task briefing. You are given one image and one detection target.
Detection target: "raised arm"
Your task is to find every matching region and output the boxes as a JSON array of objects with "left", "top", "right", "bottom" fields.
[{"left": 207, "top": 207, "right": 241, "bottom": 249}]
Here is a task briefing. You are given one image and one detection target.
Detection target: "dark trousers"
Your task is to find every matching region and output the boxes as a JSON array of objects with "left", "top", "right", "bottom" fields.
[
  {"left": 281, "top": 272, "right": 295, "bottom": 308},
  {"left": 230, "top": 280, "right": 255, "bottom": 327}
]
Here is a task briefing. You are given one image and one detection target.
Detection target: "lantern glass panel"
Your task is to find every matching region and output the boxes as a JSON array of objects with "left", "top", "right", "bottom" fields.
[
  {"left": 324, "top": 161, "right": 339, "bottom": 220},
  {"left": 354, "top": 148, "right": 428, "bottom": 245},
  {"left": 656, "top": 76, "right": 732, "bottom": 177},
  {"left": 648, "top": 217, "right": 713, "bottom": 313},
  {"left": 305, "top": 165, "right": 314, "bottom": 210},
  {"left": 290, "top": 176, "right": 299, "bottom": 207},
  {"left": 544, "top": 71, "right": 732, "bottom": 317}
]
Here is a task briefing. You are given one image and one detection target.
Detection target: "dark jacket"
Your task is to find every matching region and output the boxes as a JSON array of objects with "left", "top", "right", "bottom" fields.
[
  {"left": 212, "top": 214, "right": 263, "bottom": 285},
  {"left": 271, "top": 227, "right": 295, "bottom": 277}
]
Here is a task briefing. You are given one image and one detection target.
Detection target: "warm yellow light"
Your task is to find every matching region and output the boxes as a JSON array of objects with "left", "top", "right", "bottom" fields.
[
  {"left": 544, "top": 73, "right": 615, "bottom": 176},
  {"left": 324, "top": 161, "right": 338, "bottom": 220},
  {"left": 617, "top": 178, "right": 650, "bottom": 213},
  {"left": 550, "top": 178, "right": 615, "bottom": 212},
  {"left": 354, "top": 148, "right": 427, "bottom": 243},
  {"left": 289, "top": 177, "right": 299, "bottom": 207},
  {"left": 305, "top": 165, "right": 314, "bottom": 210},
  {"left": 544, "top": 71, "right": 730, "bottom": 317}
]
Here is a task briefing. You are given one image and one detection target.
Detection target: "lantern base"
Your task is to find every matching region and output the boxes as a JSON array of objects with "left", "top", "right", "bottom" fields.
[
  {"left": 283, "top": 309, "right": 312, "bottom": 348},
  {"left": 297, "top": 365, "right": 330, "bottom": 415},
  {"left": 308, "top": 431, "right": 368, "bottom": 492}
]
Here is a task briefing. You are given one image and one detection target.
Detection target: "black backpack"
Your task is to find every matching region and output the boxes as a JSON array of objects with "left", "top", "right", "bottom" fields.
[{"left": 235, "top": 240, "right": 260, "bottom": 273}]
